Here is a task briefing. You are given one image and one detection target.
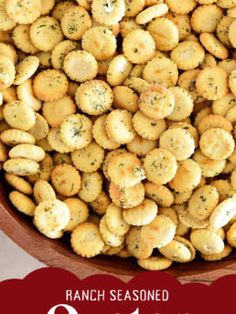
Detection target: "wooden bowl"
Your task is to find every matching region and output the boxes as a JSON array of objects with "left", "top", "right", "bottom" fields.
[{"left": 0, "top": 182, "right": 236, "bottom": 284}]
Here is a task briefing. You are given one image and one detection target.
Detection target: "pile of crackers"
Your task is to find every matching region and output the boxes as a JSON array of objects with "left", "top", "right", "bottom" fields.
[{"left": 1, "top": 0, "right": 236, "bottom": 271}]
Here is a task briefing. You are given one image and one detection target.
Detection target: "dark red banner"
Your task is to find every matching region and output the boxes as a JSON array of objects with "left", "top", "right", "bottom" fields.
[{"left": 0, "top": 267, "right": 235, "bottom": 314}]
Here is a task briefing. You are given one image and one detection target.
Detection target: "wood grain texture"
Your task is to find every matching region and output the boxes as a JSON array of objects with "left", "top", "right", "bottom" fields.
[{"left": 0, "top": 181, "right": 236, "bottom": 284}]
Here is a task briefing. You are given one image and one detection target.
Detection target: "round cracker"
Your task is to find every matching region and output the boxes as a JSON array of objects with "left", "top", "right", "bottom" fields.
[
  {"left": 61, "top": 6, "right": 91, "bottom": 40},
  {"left": 139, "top": 83, "right": 175, "bottom": 120},
  {"left": 200, "top": 128, "right": 235, "bottom": 160},
  {"left": 171, "top": 41, "right": 205, "bottom": 70},
  {"left": 105, "top": 109, "right": 135, "bottom": 144},
  {"left": 107, "top": 152, "right": 145, "bottom": 188},
  {"left": 33, "top": 69, "right": 68, "bottom": 102},
  {"left": 159, "top": 128, "right": 195, "bottom": 161},
  {"left": 71, "top": 222, "right": 104, "bottom": 257},
  {"left": 30, "top": 16, "right": 63, "bottom": 52},
  {"left": 14, "top": 56, "right": 39, "bottom": 85},
  {"left": 144, "top": 148, "right": 177, "bottom": 185},
  {"left": 51, "top": 164, "right": 81, "bottom": 197},
  {"left": 63, "top": 50, "right": 98, "bottom": 83},
  {"left": 82, "top": 26, "right": 117, "bottom": 61},
  {"left": 9, "top": 190, "right": 36, "bottom": 216},
  {"left": 147, "top": 17, "right": 179, "bottom": 51},
  {"left": 123, "top": 29, "right": 155, "bottom": 64},
  {"left": 92, "top": 0, "right": 125, "bottom": 26},
  {"left": 141, "top": 214, "right": 176, "bottom": 248},
  {"left": 3, "top": 100, "right": 35, "bottom": 131},
  {"left": 75, "top": 80, "right": 113, "bottom": 116},
  {"left": 60, "top": 114, "right": 93, "bottom": 150}
]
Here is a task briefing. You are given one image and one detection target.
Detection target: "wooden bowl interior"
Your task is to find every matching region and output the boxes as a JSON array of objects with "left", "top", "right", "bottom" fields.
[{"left": 0, "top": 180, "right": 236, "bottom": 282}]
